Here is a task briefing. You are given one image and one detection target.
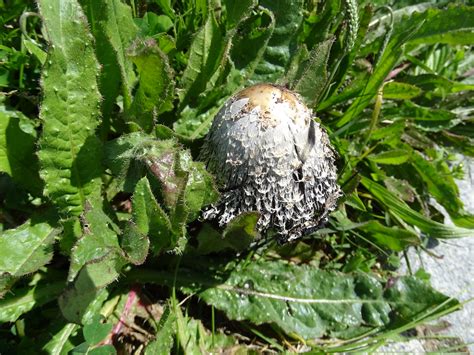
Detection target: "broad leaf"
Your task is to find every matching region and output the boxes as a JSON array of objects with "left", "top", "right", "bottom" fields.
[
  {"left": 68, "top": 201, "right": 123, "bottom": 282},
  {"left": 0, "top": 280, "right": 64, "bottom": 323},
  {"left": 252, "top": 0, "right": 304, "bottom": 83},
  {"left": 37, "top": 0, "right": 103, "bottom": 216},
  {"left": 126, "top": 39, "right": 174, "bottom": 132},
  {"left": 0, "top": 218, "right": 58, "bottom": 279},
  {"left": 127, "top": 259, "right": 459, "bottom": 340}
]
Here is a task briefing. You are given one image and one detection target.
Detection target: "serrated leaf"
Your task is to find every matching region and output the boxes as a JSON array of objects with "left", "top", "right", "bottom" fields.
[
  {"left": 0, "top": 104, "right": 42, "bottom": 194},
  {"left": 179, "top": 10, "right": 224, "bottom": 107},
  {"left": 360, "top": 176, "right": 473, "bottom": 238},
  {"left": 80, "top": 0, "right": 138, "bottom": 110},
  {"left": 0, "top": 281, "right": 63, "bottom": 323},
  {"left": 37, "top": 0, "right": 103, "bottom": 216},
  {"left": 292, "top": 38, "right": 334, "bottom": 107},
  {"left": 252, "top": 0, "right": 304, "bottom": 83},
  {"left": 0, "top": 218, "right": 58, "bottom": 278},
  {"left": 104, "top": 132, "right": 149, "bottom": 193},
  {"left": 224, "top": 0, "right": 255, "bottom": 29},
  {"left": 121, "top": 222, "right": 149, "bottom": 265},
  {"left": 126, "top": 39, "right": 174, "bottom": 132},
  {"left": 368, "top": 149, "right": 412, "bottom": 165},
  {"left": 383, "top": 82, "right": 422, "bottom": 100},
  {"left": 131, "top": 177, "right": 174, "bottom": 254},
  {"left": 68, "top": 201, "right": 122, "bottom": 282}
]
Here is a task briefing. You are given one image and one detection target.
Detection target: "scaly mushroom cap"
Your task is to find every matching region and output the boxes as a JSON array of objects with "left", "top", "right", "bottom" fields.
[{"left": 199, "top": 83, "right": 341, "bottom": 241}]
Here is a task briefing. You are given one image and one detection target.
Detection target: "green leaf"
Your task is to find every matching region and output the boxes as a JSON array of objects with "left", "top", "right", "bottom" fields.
[
  {"left": 383, "top": 82, "right": 421, "bottom": 100},
  {"left": 0, "top": 104, "right": 42, "bottom": 194},
  {"left": 291, "top": 38, "right": 335, "bottom": 107},
  {"left": 88, "top": 345, "right": 116, "bottom": 355},
  {"left": 130, "top": 177, "right": 174, "bottom": 254},
  {"left": 137, "top": 13, "right": 173, "bottom": 35},
  {"left": 411, "top": 152, "right": 474, "bottom": 228},
  {"left": 367, "top": 149, "right": 412, "bottom": 165},
  {"left": 144, "top": 306, "right": 176, "bottom": 355},
  {"left": 59, "top": 258, "right": 119, "bottom": 323},
  {"left": 252, "top": 0, "right": 304, "bottom": 83},
  {"left": 384, "top": 102, "right": 460, "bottom": 132},
  {"left": 179, "top": 10, "right": 223, "bottom": 107},
  {"left": 0, "top": 218, "right": 58, "bottom": 279},
  {"left": 22, "top": 36, "right": 47, "bottom": 65},
  {"left": 336, "top": 14, "right": 425, "bottom": 128},
  {"left": 68, "top": 201, "right": 123, "bottom": 282},
  {"left": 0, "top": 281, "right": 64, "bottom": 323},
  {"left": 223, "top": 212, "right": 260, "bottom": 252},
  {"left": 42, "top": 323, "right": 79, "bottom": 355},
  {"left": 83, "top": 315, "right": 113, "bottom": 345},
  {"left": 173, "top": 260, "right": 457, "bottom": 340},
  {"left": 360, "top": 176, "right": 472, "bottom": 238},
  {"left": 337, "top": 6, "right": 474, "bottom": 128},
  {"left": 121, "top": 222, "right": 150, "bottom": 265},
  {"left": 358, "top": 221, "right": 420, "bottom": 252},
  {"left": 126, "top": 39, "right": 174, "bottom": 132},
  {"left": 224, "top": 0, "right": 255, "bottom": 29},
  {"left": 407, "top": 5, "right": 474, "bottom": 46},
  {"left": 37, "top": 0, "right": 103, "bottom": 216},
  {"left": 80, "top": 0, "right": 138, "bottom": 110},
  {"left": 228, "top": 8, "right": 275, "bottom": 83}
]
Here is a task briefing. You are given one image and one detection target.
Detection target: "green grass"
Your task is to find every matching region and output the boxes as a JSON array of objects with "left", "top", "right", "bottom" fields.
[{"left": 0, "top": 0, "right": 473, "bottom": 353}]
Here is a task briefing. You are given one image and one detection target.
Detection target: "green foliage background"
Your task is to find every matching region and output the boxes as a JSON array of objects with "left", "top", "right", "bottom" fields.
[{"left": 0, "top": 0, "right": 473, "bottom": 352}]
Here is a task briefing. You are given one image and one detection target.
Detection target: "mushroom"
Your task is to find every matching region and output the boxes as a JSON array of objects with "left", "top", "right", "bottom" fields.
[{"left": 199, "top": 83, "right": 341, "bottom": 242}]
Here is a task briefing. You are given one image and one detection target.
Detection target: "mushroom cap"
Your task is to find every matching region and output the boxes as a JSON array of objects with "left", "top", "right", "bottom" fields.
[{"left": 200, "top": 83, "right": 340, "bottom": 241}]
